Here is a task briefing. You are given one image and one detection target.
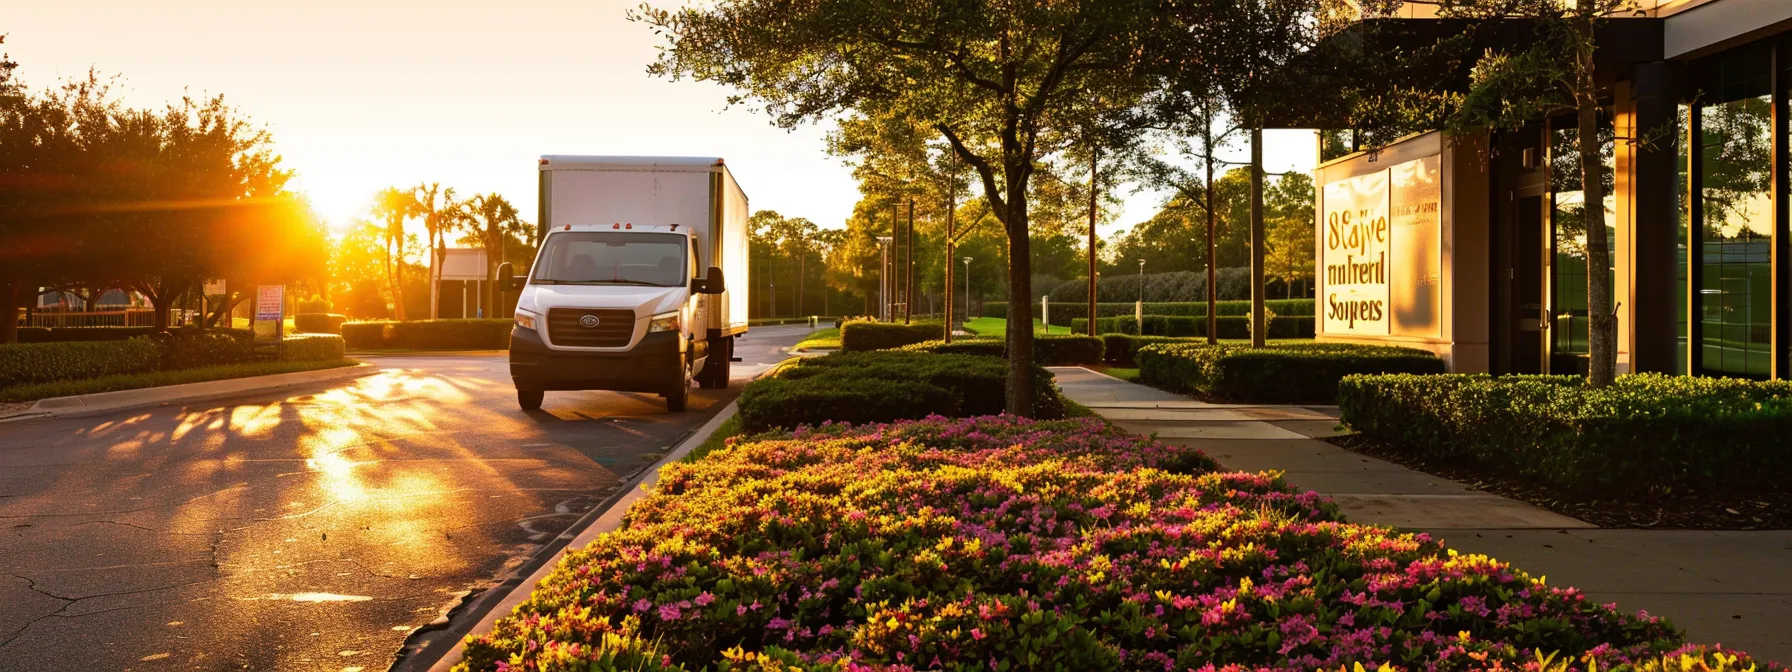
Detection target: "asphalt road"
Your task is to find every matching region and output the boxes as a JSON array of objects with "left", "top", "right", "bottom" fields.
[{"left": 0, "top": 324, "right": 813, "bottom": 671}]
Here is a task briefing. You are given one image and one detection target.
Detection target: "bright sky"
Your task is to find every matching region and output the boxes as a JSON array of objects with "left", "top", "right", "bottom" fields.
[{"left": 5, "top": 0, "right": 1316, "bottom": 238}]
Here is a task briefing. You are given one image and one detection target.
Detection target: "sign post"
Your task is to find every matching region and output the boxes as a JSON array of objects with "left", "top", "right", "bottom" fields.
[{"left": 254, "top": 285, "right": 285, "bottom": 344}]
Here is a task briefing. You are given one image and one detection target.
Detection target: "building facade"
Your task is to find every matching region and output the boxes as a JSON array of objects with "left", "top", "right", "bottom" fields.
[{"left": 1314, "top": 0, "right": 1792, "bottom": 378}]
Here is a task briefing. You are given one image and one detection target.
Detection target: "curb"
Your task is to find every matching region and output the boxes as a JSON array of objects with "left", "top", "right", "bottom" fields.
[
  {"left": 0, "top": 362, "right": 379, "bottom": 423},
  {"left": 414, "top": 400, "right": 741, "bottom": 672}
]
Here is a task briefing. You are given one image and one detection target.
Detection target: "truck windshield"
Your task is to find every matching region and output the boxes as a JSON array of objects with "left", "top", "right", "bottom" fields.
[{"left": 532, "top": 232, "right": 688, "bottom": 287}]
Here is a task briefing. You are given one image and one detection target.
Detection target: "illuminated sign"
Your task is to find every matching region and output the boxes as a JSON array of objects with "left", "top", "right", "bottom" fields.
[{"left": 1321, "top": 155, "right": 1441, "bottom": 338}]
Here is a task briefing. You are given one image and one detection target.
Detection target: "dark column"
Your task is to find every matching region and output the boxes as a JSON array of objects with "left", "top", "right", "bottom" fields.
[{"left": 1629, "top": 61, "right": 1683, "bottom": 374}]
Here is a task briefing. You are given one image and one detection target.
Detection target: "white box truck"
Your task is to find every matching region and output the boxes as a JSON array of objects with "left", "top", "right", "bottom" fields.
[{"left": 499, "top": 156, "right": 749, "bottom": 412}]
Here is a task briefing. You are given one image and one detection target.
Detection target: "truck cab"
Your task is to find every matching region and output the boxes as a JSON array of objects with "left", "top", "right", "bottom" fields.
[{"left": 501, "top": 156, "right": 749, "bottom": 412}]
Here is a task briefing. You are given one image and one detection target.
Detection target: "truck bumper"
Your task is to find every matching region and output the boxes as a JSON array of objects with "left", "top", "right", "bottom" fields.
[{"left": 509, "top": 326, "right": 683, "bottom": 394}]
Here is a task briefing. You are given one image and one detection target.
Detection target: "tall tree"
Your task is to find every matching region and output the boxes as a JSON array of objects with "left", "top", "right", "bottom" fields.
[
  {"left": 372, "top": 186, "right": 417, "bottom": 320},
  {"left": 464, "top": 193, "right": 525, "bottom": 318},
  {"left": 637, "top": 0, "right": 1170, "bottom": 416},
  {"left": 1349, "top": 0, "right": 1636, "bottom": 386},
  {"left": 412, "top": 182, "right": 461, "bottom": 320}
]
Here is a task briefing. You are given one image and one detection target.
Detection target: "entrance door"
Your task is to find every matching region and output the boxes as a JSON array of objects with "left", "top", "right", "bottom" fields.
[{"left": 1510, "top": 194, "right": 1549, "bottom": 374}]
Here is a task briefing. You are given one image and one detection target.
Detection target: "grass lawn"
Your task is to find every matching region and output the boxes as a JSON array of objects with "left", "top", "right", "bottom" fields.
[
  {"left": 1102, "top": 367, "right": 1142, "bottom": 383},
  {"left": 684, "top": 414, "right": 743, "bottom": 463},
  {"left": 963, "top": 317, "right": 1076, "bottom": 338},
  {"left": 793, "top": 327, "right": 840, "bottom": 351},
  {"left": 0, "top": 359, "right": 358, "bottom": 403}
]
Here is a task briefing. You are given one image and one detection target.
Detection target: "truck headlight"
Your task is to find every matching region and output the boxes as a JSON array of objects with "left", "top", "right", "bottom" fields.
[
  {"left": 648, "top": 311, "right": 681, "bottom": 333},
  {"left": 514, "top": 309, "right": 537, "bottom": 331}
]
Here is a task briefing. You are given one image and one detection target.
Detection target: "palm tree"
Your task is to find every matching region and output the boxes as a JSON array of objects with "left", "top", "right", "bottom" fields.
[
  {"left": 465, "top": 193, "right": 523, "bottom": 317},
  {"left": 411, "top": 183, "right": 462, "bottom": 320},
  {"left": 372, "top": 187, "right": 417, "bottom": 320}
]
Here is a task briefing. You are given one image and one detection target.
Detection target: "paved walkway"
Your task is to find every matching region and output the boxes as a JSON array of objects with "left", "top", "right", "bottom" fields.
[{"left": 1051, "top": 367, "right": 1792, "bottom": 664}]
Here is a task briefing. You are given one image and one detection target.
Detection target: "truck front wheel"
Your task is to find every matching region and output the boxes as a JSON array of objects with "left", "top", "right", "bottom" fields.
[{"left": 517, "top": 388, "right": 544, "bottom": 411}]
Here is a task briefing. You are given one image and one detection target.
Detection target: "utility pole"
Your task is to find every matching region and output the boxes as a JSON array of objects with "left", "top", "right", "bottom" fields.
[
  {"left": 1250, "top": 127, "right": 1266, "bottom": 349},
  {"left": 890, "top": 203, "right": 900, "bottom": 321},
  {"left": 944, "top": 170, "right": 956, "bottom": 343},
  {"left": 1086, "top": 148, "right": 1099, "bottom": 337},
  {"left": 963, "top": 257, "right": 972, "bottom": 330},
  {"left": 906, "top": 198, "right": 916, "bottom": 324}
]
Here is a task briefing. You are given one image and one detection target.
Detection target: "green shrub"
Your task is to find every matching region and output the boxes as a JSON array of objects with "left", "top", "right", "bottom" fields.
[
  {"left": 1138, "top": 341, "right": 1445, "bottom": 403},
  {"left": 738, "top": 351, "right": 1065, "bottom": 431},
  {"left": 280, "top": 334, "right": 346, "bottom": 362},
  {"left": 339, "top": 319, "right": 511, "bottom": 349},
  {"left": 1338, "top": 373, "right": 1792, "bottom": 494},
  {"left": 1100, "top": 334, "right": 1198, "bottom": 366},
  {"left": 157, "top": 331, "right": 254, "bottom": 371},
  {"left": 294, "top": 312, "right": 348, "bottom": 334},
  {"left": 895, "top": 335, "right": 1105, "bottom": 366},
  {"left": 987, "top": 298, "right": 1314, "bottom": 322},
  {"left": 0, "top": 339, "right": 163, "bottom": 387},
  {"left": 838, "top": 319, "right": 944, "bottom": 351}
]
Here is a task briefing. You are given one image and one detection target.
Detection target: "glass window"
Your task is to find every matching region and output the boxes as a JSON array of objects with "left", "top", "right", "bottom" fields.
[
  {"left": 1676, "top": 103, "right": 1689, "bottom": 376},
  {"left": 1694, "top": 44, "right": 1773, "bottom": 378},
  {"left": 533, "top": 232, "right": 690, "bottom": 287},
  {"left": 1549, "top": 110, "right": 1615, "bottom": 357}
]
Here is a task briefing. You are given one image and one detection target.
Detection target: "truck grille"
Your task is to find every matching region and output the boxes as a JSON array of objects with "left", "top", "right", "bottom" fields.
[{"left": 546, "top": 308, "right": 636, "bottom": 347}]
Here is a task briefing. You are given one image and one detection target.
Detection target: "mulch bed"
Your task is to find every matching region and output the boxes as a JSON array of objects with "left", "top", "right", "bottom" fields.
[{"left": 1327, "top": 433, "right": 1792, "bottom": 531}]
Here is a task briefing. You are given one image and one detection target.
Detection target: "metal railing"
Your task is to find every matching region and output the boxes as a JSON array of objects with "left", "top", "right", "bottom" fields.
[{"left": 15, "top": 308, "right": 186, "bottom": 328}]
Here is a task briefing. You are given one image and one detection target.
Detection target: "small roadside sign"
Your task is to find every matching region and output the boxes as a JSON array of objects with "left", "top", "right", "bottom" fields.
[{"left": 254, "top": 285, "right": 284, "bottom": 343}]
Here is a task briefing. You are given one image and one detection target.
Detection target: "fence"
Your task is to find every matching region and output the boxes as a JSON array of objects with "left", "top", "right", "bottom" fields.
[{"left": 15, "top": 308, "right": 189, "bottom": 328}]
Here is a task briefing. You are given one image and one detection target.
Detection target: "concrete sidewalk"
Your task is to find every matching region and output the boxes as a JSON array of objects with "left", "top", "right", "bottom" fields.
[{"left": 1051, "top": 366, "right": 1792, "bottom": 663}]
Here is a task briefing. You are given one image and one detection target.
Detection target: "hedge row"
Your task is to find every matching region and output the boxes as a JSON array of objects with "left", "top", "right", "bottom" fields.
[
  {"left": 893, "top": 335, "right": 1105, "bottom": 366},
  {"left": 1339, "top": 373, "right": 1792, "bottom": 494},
  {"left": 341, "top": 319, "right": 513, "bottom": 350},
  {"left": 1101, "top": 334, "right": 1197, "bottom": 367},
  {"left": 0, "top": 339, "right": 163, "bottom": 388},
  {"left": 16, "top": 326, "right": 253, "bottom": 343},
  {"left": 837, "top": 319, "right": 945, "bottom": 352},
  {"left": 456, "top": 414, "right": 1763, "bottom": 671},
  {"left": 294, "top": 312, "right": 348, "bottom": 334},
  {"left": 737, "top": 351, "right": 1065, "bottom": 432},
  {"left": 1070, "top": 314, "right": 1316, "bottom": 339},
  {"left": 985, "top": 298, "right": 1314, "bottom": 322},
  {"left": 1138, "top": 342, "right": 1446, "bottom": 403},
  {"left": 280, "top": 334, "right": 347, "bottom": 362}
]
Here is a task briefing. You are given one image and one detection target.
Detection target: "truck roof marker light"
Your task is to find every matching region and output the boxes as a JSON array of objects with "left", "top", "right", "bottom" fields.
[
  {"left": 669, "top": 223, "right": 679, "bottom": 231},
  {"left": 613, "top": 223, "right": 620, "bottom": 229},
  {"left": 563, "top": 224, "right": 571, "bottom": 231},
  {"left": 540, "top": 158, "right": 550, "bottom": 165},
  {"left": 625, "top": 223, "right": 632, "bottom": 229}
]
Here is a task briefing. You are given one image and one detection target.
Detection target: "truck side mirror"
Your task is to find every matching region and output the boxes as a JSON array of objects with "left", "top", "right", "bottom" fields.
[
  {"left": 498, "top": 262, "right": 527, "bottom": 291},
  {"left": 698, "top": 266, "right": 726, "bottom": 295}
]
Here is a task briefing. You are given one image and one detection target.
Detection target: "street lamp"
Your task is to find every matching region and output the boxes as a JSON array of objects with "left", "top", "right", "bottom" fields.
[
  {"left": 877, "top": 236, "right": 894, "bottom": 321},
  {"left": 1136, "top": 258, "right": 1146, "bottom": 335},
  {"left": 962, "top": 257, "right": 972, "bottom": 325}
]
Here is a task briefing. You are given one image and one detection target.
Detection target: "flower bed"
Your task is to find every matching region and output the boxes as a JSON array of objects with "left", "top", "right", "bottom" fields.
[{"left": 454, "top": 415, "right": 1771, "bottom": 672}]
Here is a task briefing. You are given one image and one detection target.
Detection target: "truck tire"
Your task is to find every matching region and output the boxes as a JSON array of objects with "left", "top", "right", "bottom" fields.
[
  {"left": 517, "top": 389, "right": 544, "bottom": 411},
  {"left": 698, "top": 337, "right": 731, "bottom": 388},
  {"left": 666, "top": 352, "right": 690, "bottom": 412}
]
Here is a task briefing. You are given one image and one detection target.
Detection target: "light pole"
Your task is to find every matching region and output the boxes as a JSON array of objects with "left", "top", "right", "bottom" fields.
[
  {"left": 1136, "top": 258, "right": 1146, "bottom": 335},
  {"left": 877, "top": 236, "right": 893, "bottom": 321},
  {"left": 962, "top": 257, "right": 972, "bottom": 326}
]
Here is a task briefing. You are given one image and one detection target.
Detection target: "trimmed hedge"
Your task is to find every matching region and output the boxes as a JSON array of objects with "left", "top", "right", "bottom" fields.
[
  {"left": 838, "top": 319, "right": 944, "bottom": 352},
  {"left": 0, "top": 339, "right": 163, "bottom": 387},
  {"left": 1138, "top": 342, "right": 1445, "bottom": 403},
  {"left": 1100, "top": 334, "right": 1198, "bottom": 367},
  {"left": 894, "top": 335, "right": 1105, "bottom": 366},
  {"left": 17, "top": 326, "right": 255, "bottom": 344},
  {"left": 294, "top": 312, "right": 348, "bottom": 334},
  {"left": 1339, "top": 373, "right": 1792, "bottom": 494},
  {"left": 1071, "top": 314, "right": 1316, "bottom": 339},
  {"left": 280, "top": 334, "right": 347, "bottom": 362},
  {"left": 985, "top": 298, "right": 1314, "bottom": 322},
  {"left": 157, "top": 331, "right": 254, "bottom": 370},
  {"left": 341, "top": 319, "right": 513, "bottom": 350},
  {"left": 738, "top": 351, "right": 1065, "bottom": 431}
]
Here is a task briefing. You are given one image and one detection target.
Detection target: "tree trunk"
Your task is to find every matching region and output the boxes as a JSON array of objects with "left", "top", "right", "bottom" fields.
[
  {"left": 1004, "top": 176, "right": 1036, "bottom": 417},
  {"left": 1580, "top": 49, "right": 1616, "bottom": 387},
  {"left": 1087, "top": 150, "right": 1099, "bottom": 337},
  {"left": 0, "top": 279, "right": 19, "bottom": 344},
  {"left": 1250, "top": 128, "right": 1266, "bottom": 348},
  {"left": 1204, "top": 121, "right": 1219, "bottom": 345}
]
